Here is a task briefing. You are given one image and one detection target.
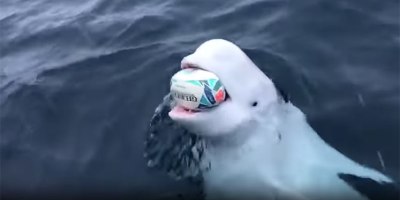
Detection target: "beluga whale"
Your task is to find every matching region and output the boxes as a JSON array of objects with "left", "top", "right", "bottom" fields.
[{"left": 145, "top": 39, "right": 399, "bottom": 200}]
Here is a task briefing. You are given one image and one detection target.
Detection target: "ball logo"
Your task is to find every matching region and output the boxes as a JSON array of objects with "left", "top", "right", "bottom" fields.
[{"left": 172, "top": 91, "right": 198, "bottom": 102}]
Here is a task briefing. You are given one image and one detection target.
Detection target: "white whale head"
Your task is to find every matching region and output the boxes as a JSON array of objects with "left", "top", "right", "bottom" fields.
[{"left": 169, "top": 39, "right": 281, "bottom": 137}]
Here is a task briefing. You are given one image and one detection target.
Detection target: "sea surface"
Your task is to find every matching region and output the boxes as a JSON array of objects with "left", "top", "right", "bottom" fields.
[{"left": 1, "top": 0, "right": 399, "bottom": 199}]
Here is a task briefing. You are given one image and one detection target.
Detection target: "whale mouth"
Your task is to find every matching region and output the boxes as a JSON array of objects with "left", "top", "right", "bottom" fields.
[{"left": 169, "top": 63, "right": 230, "bottom": 116}]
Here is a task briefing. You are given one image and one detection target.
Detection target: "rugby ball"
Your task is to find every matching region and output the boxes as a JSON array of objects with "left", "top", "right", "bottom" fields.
[{"left": 170, "top": 68, "right": 226, "bottom": 110}]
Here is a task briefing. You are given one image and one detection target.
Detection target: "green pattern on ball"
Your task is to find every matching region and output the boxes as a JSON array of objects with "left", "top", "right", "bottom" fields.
[
  {"left": 200, "top": 95, "right": 211, "bottom": 106},
  {"left": 186, "top": 80, "right": 202, "bottom": 86},
  {"left": 207, "top": 79, "right": 217, "bottom": 88},
  {"left": 213, "top": 80, "right": 222, "bottom": 91}
]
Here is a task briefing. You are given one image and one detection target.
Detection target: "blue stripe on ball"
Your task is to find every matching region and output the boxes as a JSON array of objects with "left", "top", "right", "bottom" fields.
[{"left": 204, "top": 85, "right": 216, "bottom": 105}]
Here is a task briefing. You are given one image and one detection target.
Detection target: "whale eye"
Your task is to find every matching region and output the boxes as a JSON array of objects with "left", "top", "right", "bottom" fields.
[{"left": 252, "top": 101, "right": 258, "bottom": 107}]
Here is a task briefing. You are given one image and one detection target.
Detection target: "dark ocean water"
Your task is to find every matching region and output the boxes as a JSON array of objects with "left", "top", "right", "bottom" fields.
[{"left": 0, "top": 0, "right": 399, "bottom": 199}]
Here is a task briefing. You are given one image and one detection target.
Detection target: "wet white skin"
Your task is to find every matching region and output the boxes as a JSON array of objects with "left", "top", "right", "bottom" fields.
[{"left": 168, "top": 39, "right": 393, "bottom": 200}]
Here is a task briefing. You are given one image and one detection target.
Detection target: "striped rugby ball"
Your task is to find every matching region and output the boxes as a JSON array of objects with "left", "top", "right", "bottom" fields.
[{"left": 170, "top": 68, "right": 226, "bottom": 110}]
